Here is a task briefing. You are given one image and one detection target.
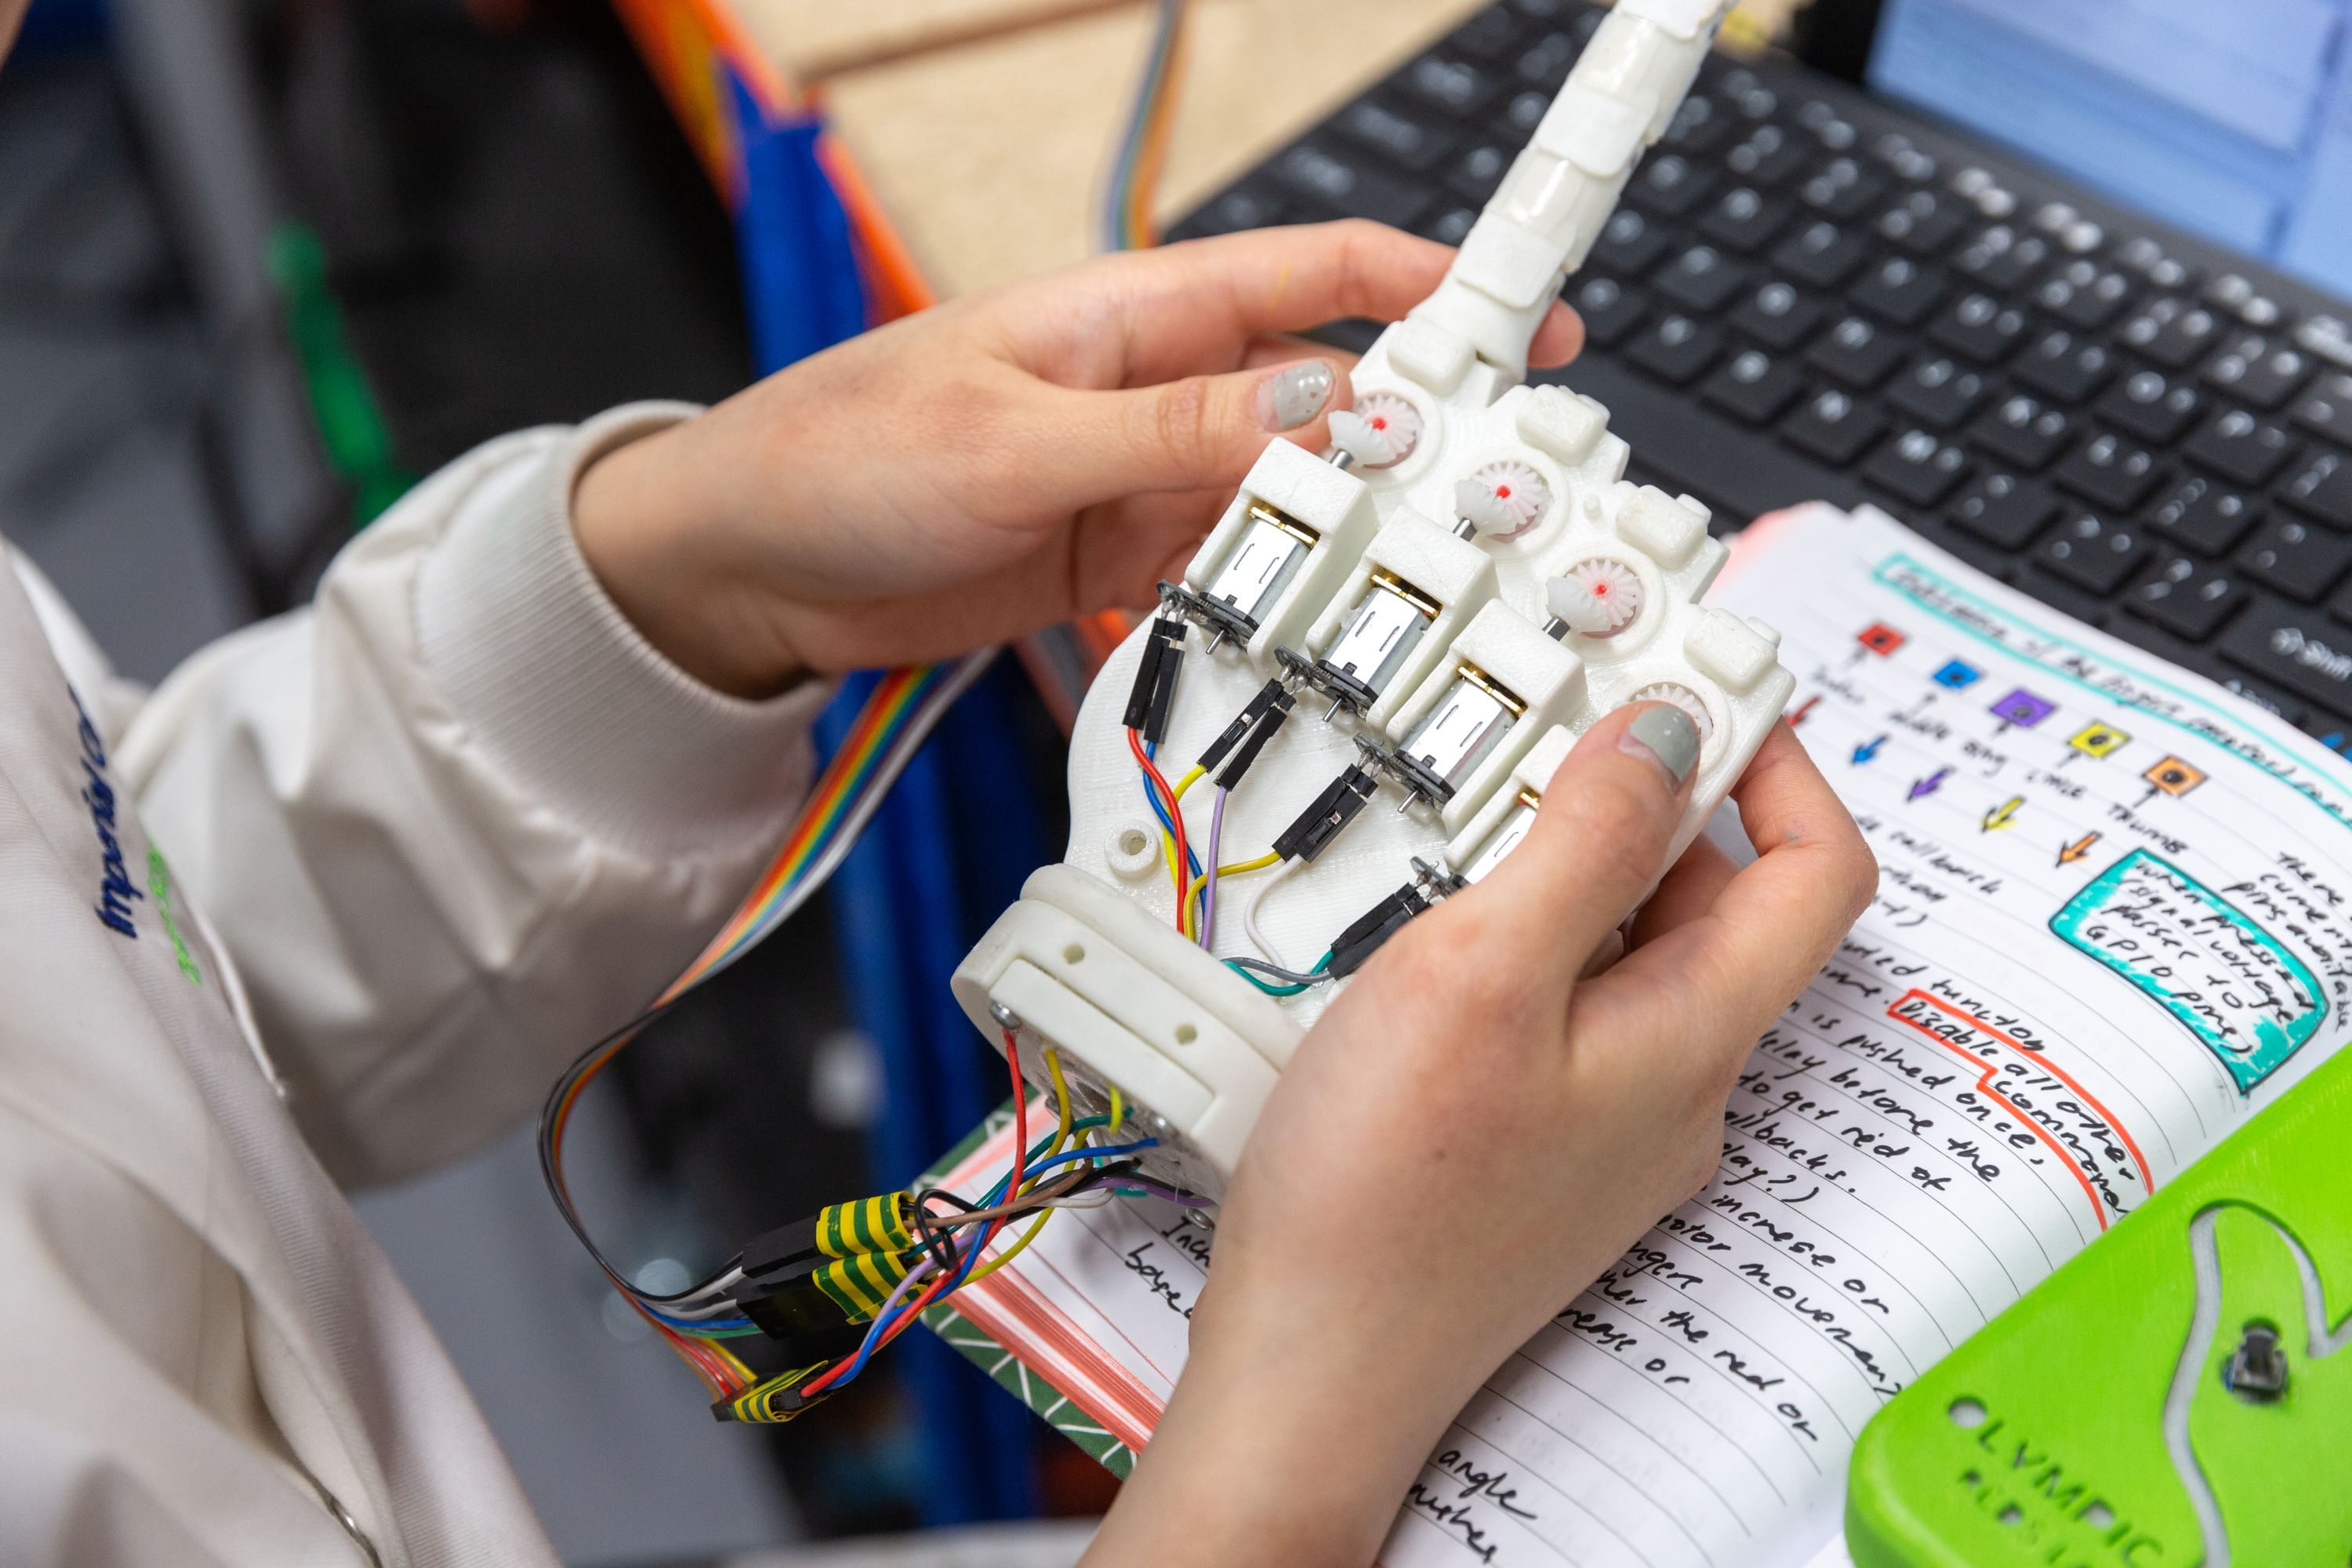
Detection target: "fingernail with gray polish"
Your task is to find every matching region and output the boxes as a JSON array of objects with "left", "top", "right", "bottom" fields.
[
  {"left": 1258, "top": 361, "right": 1335, "bottom": 430},
  {"left": 1624, "top": 704, "right": 1701, "bottom": 786}
]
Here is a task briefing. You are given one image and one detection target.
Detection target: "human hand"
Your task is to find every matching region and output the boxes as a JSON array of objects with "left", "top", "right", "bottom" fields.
[
  {"left": 1093, "top": 709, "right": 1875, "bottom": 1567},
  {"left": 572, "top": 221, "right": 1581, "bottom": 696}
]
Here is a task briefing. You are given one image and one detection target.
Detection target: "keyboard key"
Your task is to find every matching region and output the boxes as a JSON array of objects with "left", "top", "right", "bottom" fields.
[
  {"left": 1590, "top": 209, "right": 1671, "bottom": 276},
  {"left": 1627, "top": 154, "right": 1715, "bottom": 219},
  {"left": 1862, "top": 427, "right": 1972, "bottom": 506},
  {"left": 2290, "top": 373, "right": 2352, "bottom": 446},
  {"left": 1889, "top": 354, "right": 1991, "bottom": 428},
  {"left": 1701, "top": 347, "right": 1806, "bottom": 425},
  {"left": 1274, "top": 143, "right": 1431, "bottom": 229},
  {"left": 1729, "top": 280, "right": 1826, "bottom": 350},
  {"left": 2119, "top": 297, "right": 2225, "bottom": 369},
  {"left": 1450, "top": 5, "right": 1523, "bottom": 58},
  {"left": 1661, "top": 96, "right": 1734, "bottom": 159},
  {"left": 1567, "top": 275, "right": 1649, "bottom": 349},
  {"left": 1798, "top": 157, "right": 1886, "bottom": 220},
  {"left": 2236, "top": 516, "right": 2352, "bottom": 601},
  {"left": 1949, "top": 472, "right": 2059, "bottom": 547},
  {"left": 2036, "top": 509, "right": 2151, "bottom": 595},
  {"left": 2096, "top": 368, "right": 2203, "bottom": 444},
  {"left": 1446, "top": 143, "right": 1511, "bottom": 203},
  {"left": 2220, "top": 600, "right": 2352, "bottom": 721},
  {"left": 1954, "top": 226, "right": 2049, "bottom": 291},
  {"left": 1657, "top": 244, "right": 1750, "bottom": 314},
  {"left": 1968, "top": 394, "right": 2074, "bottom": 471},
  {"left": 1873, "top": 189, "right": 1968, "bottom": 256},
  {"left": 1780, "top": 387, "right": 1889, "bottom": 466},
  {"left": 1773, "top": 220, "right": 1868, "bottom": 289},
  {"left": 2147, "top": 475, "right": 2263, "bottom": 555},
  {"left": 2008, "top": 565, "right": 2110, "bottom": 627},
  {"left": 1189, "top": 182, "right": 1285, "bottom": 234},
  {"left": 1505, "top": 89, "right": 1548, "bottom": 133},
  {"left": 1808, "top": 314, "right": 1909, "bottom": 389},
  {"left": 1927, "top": 292, "right": 2030, "bottom": 362},
  {"left": 1850, "top": 256, "right": 1948, "bottom": 327},
  {"left": 1624, "top": 313, "right": 1724, "bottom": 386},
  {"left": 2033, "top": 260, "right": 2134, "bottom": 331},
  {"left": 1725, "top": 123, "right": 1807, "bottom": 187},
  {"left": 2011, "top": 329, "right": 2116, "bottom": 404},
  {"left": 2281, "top": 450, "right": 2352, "bottom": 530},
  {"left": 1420, "top": 206, "right": 1477, "bottom": 245},
  {"left": 2183, "top": 408, "right": 2299, "bottom": 487},
  {"left": 1336, "top": 97, "right": 1456, "bottom": 171},
  {"left": 2203, "top": 334, "right": 2314, "bottom": 411},
  {"left": 2056, "top": 430, "right": 2167, "bottom": 510},
  {"left": 1697, "top": 186, "right": 1790, "bottom": 254},
  {"left": 2123, "top": 554, "right": 2245, "bottom": 642},
  {"left": 1401, "top": 55, "right": 1499, "bottom": 118}
]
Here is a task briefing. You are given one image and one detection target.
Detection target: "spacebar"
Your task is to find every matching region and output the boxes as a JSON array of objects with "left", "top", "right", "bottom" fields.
[{"left": 1532, "top": 358, "right": 1871, "bottom": 528}]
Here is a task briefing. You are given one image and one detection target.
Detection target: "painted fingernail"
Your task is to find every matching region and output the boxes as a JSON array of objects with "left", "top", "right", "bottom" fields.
[
  {"left": 1258, "top": 361, "right": 1335, "bottom": 430},
  {"left": 1624, "top": 703, "right": 1700, "bottom": 786}
]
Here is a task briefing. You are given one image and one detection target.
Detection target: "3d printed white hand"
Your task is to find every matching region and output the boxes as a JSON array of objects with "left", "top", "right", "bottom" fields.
[{"left": 953, "top": 0, "right": 1791, "bottom": 1202}]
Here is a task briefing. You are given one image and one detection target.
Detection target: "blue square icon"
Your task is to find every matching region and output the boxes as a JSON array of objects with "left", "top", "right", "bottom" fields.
[{"left": 1933, "top": 659, "right": 1981, "bottom": 691}]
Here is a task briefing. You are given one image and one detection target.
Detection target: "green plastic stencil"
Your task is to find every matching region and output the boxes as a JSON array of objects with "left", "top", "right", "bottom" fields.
[{"left": 1846, "top": 1050, "right": 2352, "bottom": 1567}]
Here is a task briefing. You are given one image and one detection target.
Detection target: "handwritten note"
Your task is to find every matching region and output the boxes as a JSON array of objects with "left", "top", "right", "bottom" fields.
[{"left": 931, "top": 504, "right": 2352, "bottom": 1566}]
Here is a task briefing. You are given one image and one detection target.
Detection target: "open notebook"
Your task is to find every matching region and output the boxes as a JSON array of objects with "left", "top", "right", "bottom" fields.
[{"left": 918, "top": 503, "right": 2352, "bottom": 1568}]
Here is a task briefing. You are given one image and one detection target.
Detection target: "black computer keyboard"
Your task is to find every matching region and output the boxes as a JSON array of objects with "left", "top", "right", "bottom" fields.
[{"left": 1167, "top": 0, "right": 2352, "bottom": 753}]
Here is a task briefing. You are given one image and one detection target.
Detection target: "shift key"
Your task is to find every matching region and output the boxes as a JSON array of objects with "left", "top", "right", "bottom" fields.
[{"left": 2219, "top": 600, "right": 2352, "bottom": 723}]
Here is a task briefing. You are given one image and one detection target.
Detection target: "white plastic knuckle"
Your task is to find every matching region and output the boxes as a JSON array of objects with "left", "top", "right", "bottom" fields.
[
  {"left": 1454, "top": 212, "right": 1569, "bottom": 312},
  {"left": 1515, "top": 385, "right": 1607, "bottom": 465},
  {"left": 1615, "top": 484, "right": 1707, "bottom": 568},
  {"left": 1388, "top": 314, "right": 1477, "bottom": 394},
  {"left": 1684, "top": 608, "right": 1777, "bottom": 694},
  {"left": 1617, "top": 0, "right": 1727, "bottom": 42},
  {"left": 1534, "top": 81, "right": 1646, "bottom": 177}
]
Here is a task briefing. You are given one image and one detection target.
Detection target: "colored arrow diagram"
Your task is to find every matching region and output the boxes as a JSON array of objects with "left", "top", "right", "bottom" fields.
[
  {"left": 1853, "top": 734, "right": 1887, "bottom": 765},
  {"left": 2058, "top": 831, "right": 2102, "bottom": 866},
  {"left": 1982, "top": 796, "right": 2024, "bottom": 833},
  {"left": 1788, "top": 695, "right": 1820, "bottom": 728},
  {"left": 1907, "top": 767, "right": 1950, "bottom": 802}
]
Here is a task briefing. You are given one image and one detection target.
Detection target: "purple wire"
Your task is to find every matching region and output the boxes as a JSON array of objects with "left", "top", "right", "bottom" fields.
[
  {"left": 1117, "top": 1177, "right": 1214, "bottom": 1209},
  {"left": 1198, "top": 787, "right": 1227, "bottom": 949}
]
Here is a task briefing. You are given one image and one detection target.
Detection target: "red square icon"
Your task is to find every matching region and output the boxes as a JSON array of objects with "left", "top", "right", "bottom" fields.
[{"left": 1857, "top": 622, "right": 1907, "bottom": 656}]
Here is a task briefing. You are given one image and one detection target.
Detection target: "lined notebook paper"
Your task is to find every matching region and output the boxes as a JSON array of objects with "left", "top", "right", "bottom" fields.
[{"left": 922, "top": 503, "right": 2352, "bottom": 1566}]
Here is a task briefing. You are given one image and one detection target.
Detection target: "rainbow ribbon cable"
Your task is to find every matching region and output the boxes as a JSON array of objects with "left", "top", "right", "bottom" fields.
[
  {"left": 539, "top": 652, "right": 993, "bottom": 1403},
  {"left": 1100, "top": 0, "right": 1193, "bottom": 252}
]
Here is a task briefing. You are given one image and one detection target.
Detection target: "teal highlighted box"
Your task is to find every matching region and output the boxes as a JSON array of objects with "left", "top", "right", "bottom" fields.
[{"left": 2050, "top": 848, "right": 2322, "bottom": 1092}]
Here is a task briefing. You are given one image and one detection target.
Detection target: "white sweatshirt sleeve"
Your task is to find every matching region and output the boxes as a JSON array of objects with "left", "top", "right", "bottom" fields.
[{"left": 114, "top": 402, "right": 831, "bottom": 1188}]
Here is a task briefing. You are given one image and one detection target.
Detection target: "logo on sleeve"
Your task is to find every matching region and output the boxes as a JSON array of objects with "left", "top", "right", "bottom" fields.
[{"left": 72, "top": 686, "right": 142, "bottom": 939}]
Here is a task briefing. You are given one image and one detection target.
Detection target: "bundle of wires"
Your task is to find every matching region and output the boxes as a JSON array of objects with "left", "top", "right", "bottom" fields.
[
  {"left": 537, "top": 654, "right": 999, "bottom": 1405},
  {"left": 1098, "top": 0, "right": 1194, "bottom": 252}
]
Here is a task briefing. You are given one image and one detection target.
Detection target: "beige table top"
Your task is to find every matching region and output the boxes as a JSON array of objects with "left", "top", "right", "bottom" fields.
[{"left": 791, "top": 0, "right": 1490, "bottom": 299}]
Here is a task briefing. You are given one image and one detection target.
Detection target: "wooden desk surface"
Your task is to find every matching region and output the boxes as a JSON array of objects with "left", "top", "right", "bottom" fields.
[{"left": 771, "top": 0, "right": 1486, "bottom": 299}]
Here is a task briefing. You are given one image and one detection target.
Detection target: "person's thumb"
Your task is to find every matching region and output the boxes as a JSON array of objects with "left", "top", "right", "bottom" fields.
[
  {"left": 1054, "top": 358, "right": 1356, "bottom": 501},
  {"left": 1468, "top": 700, "right": 1702, "bottom": 978}
]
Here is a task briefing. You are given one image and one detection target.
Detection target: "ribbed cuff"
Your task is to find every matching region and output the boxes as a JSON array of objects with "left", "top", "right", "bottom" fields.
[{"left": 413, "top": 402, "right": 833, "bottom": 862}]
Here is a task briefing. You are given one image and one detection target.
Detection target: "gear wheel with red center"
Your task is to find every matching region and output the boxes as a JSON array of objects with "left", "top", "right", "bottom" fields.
[
  {"left": 1628, "top": 681, "right": 1714, "bottom": 745},
  {"left": 1351, "top": 393, "right": 1422, "bottom": 468},
  {"left": 1468, "top": 459, "right": 1553, "bottom": 539},
  {"left": 1559, "top": 557, "right": 1643, "bottom": 636}
]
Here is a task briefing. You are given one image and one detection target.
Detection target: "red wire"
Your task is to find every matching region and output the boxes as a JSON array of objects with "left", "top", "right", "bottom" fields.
[
  {"left": 800, "top": 1026, "right": 1036, "bottom": 1400},
  {"left": 1127, "top": 725, "right": 1191, "bottom": 931}
]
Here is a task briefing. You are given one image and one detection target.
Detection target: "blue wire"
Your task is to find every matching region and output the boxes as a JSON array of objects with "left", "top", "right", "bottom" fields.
[
  {"left": 1141, "top": 739, "right": 1204, "bottom": 880},
  {"left": 826, "top": 1135, "right": 1164, "bottom": 1390}
]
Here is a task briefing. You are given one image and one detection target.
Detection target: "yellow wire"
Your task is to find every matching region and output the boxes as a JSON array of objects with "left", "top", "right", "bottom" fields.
[
  {"left": 1184, "top": 850, "right": 1283, "bottom": 934},
  {"left": 1109, "top": 1086, "right": 1126, "bottom": 1132},
  {"left": 960, "top": 1048, "right": 1083, "bottom": 1290}
]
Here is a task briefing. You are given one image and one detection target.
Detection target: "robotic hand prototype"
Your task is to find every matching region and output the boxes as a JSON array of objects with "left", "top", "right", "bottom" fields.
[{"left": 952, "top": 0, "right": 1791, "bottom": 1204}]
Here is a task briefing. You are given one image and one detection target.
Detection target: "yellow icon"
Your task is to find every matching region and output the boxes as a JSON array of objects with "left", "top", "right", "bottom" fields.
[
  {"left": 2143, "top": 756, "right": 2208, "bottom": 797},
  {"left": 2069, "top": 721, "right": 2130, "bottom": 759},
  {"left": 1982, "top": 795, "right": 2024, "bottom": 832}
]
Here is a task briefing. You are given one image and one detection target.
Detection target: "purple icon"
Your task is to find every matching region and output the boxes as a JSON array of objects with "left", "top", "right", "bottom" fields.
[{"left": 1990, "top": 688, "right": 2056, "bottom": 728}]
